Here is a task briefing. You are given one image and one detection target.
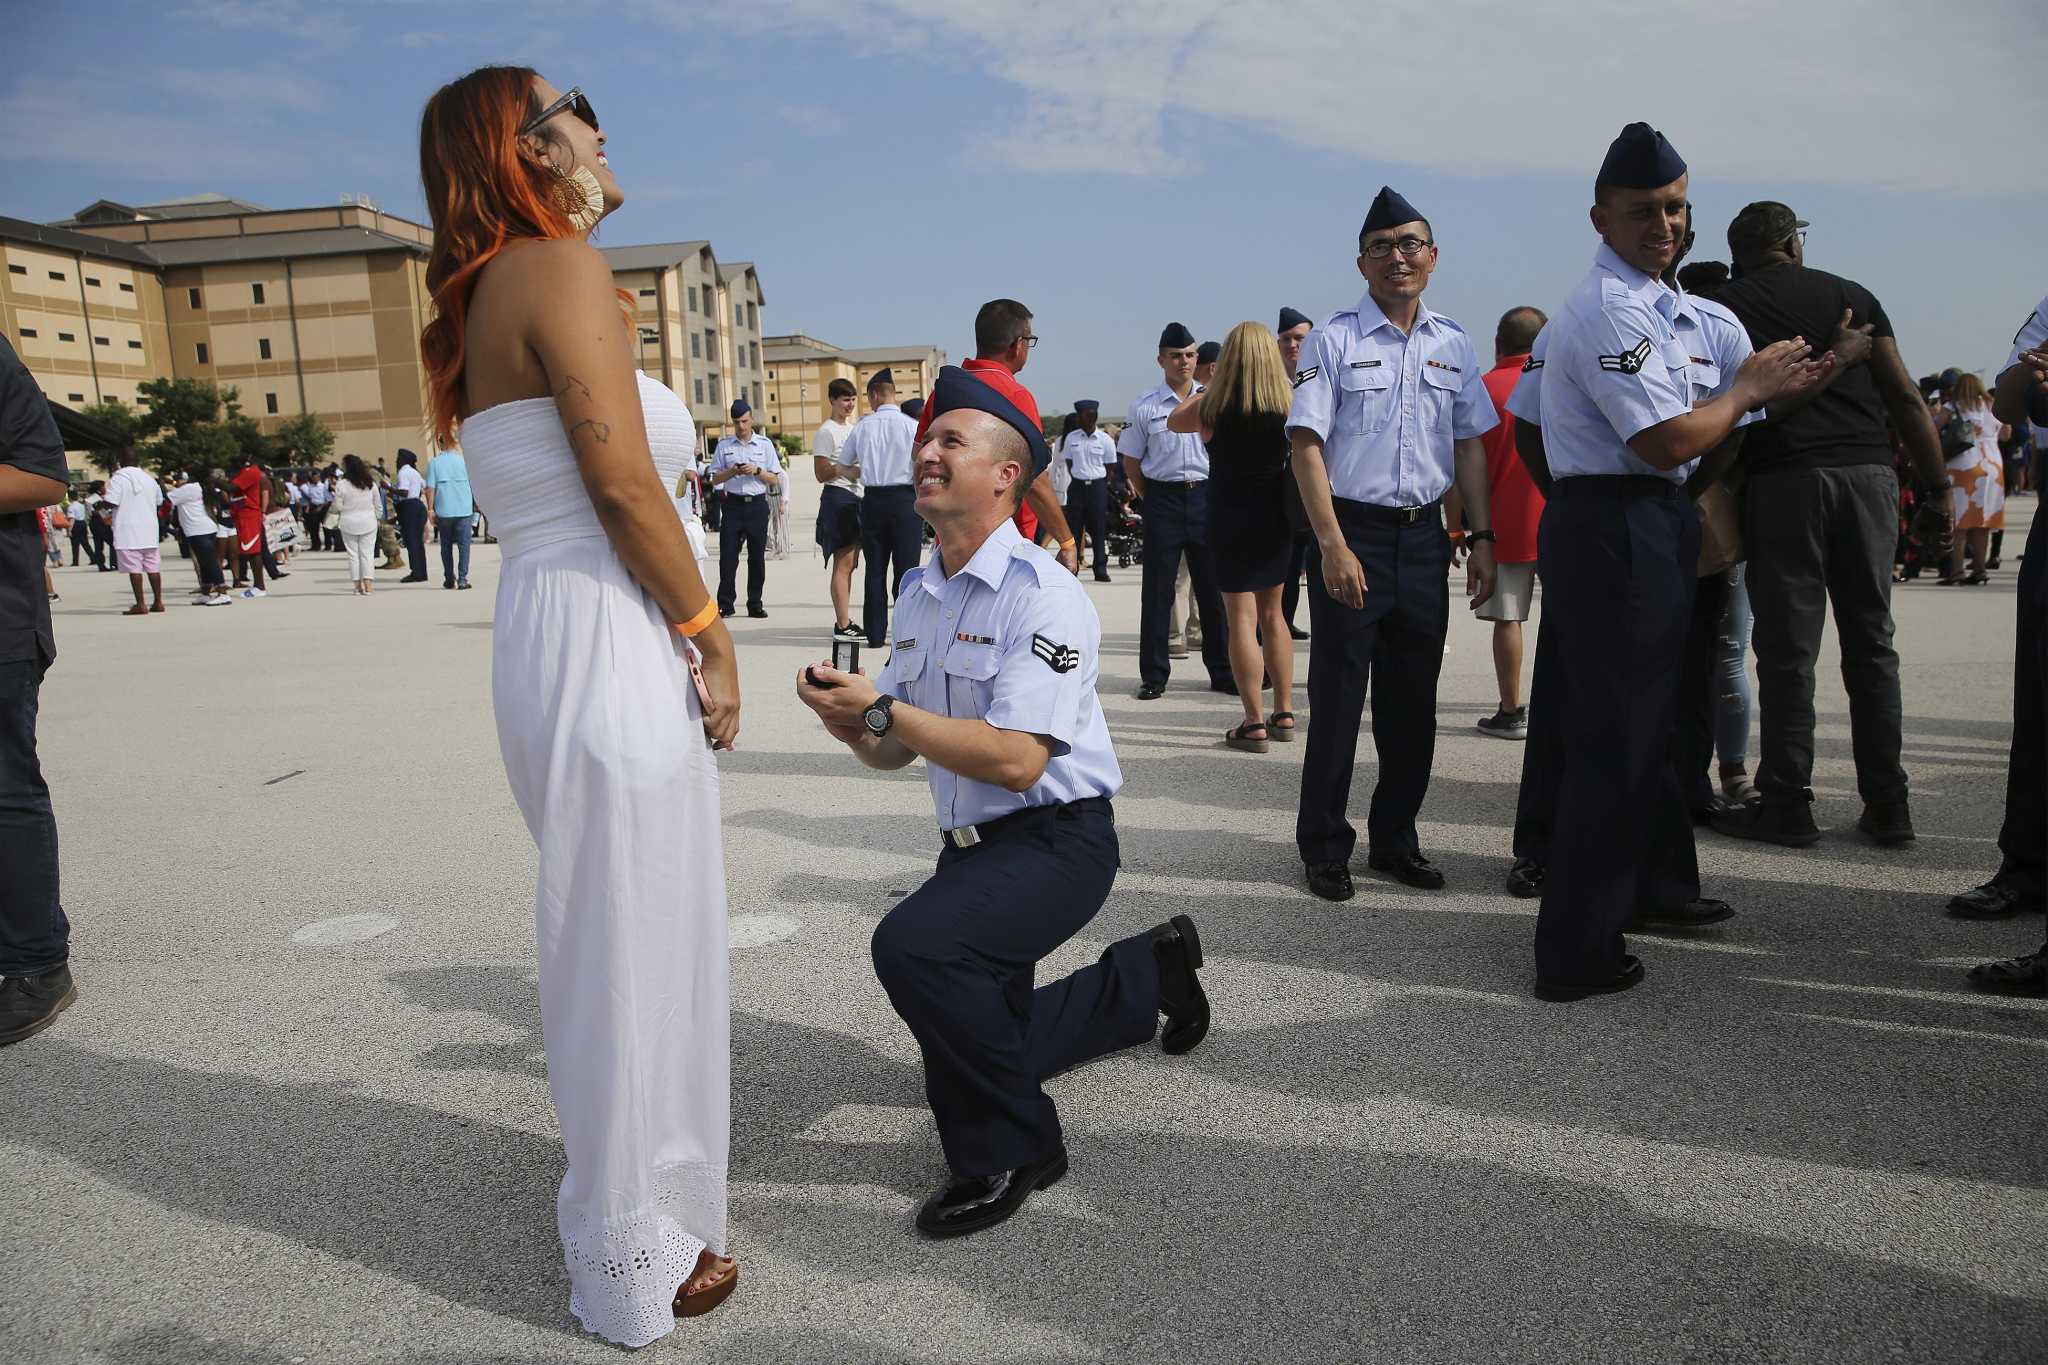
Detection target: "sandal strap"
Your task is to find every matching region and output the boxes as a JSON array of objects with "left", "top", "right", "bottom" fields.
[
  {"left": 1229, "top": 722, "right": 1268, "bottom": 739},
  {"left": 1269, "top": 711, "right": 1296, "bottom": 723}
]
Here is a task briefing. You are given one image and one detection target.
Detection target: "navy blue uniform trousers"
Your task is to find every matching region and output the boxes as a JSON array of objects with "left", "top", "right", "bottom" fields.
[
  {"left": 1994, "top": 510, "right": 2047, "bottom": 900},
  {"left": 1533, "top": 477, "right": 1701, "bottom": 984},
  {"left": 1137, "top": 480, "right": 1230, "bottom": 687},
  {"left": 716, "top": 493, "right": 769, "bottom": 613},
  {"left": 1065, "top": 479, "right": 1110, "bottom": 577},
  {"left": 862, "top": 485, "right": 923, "bottom": 647},
  {"left": 1297, "top": 501, "right": 1451, "bottom": 866},
  {"left": 869, "top": 799, "right": 1159, "bottom": 1177}
]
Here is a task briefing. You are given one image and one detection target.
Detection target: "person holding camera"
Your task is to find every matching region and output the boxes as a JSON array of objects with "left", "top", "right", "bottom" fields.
[{"left": 796, "top": 366, "right": 1211, "bottom": 1239}]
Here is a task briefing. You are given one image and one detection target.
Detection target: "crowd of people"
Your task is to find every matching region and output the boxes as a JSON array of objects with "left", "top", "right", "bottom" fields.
[{"left": 1, "top": 67, "right": 2042, "bottom": 1353}]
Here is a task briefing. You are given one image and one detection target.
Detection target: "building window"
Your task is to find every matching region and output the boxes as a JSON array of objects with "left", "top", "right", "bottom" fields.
[
  {"left": 57, "top": 332, "right": 74, "bottom": 342},
  {"left": 118, "top": 281, "right": 134, "bottom": 292},
  {"left": 704, "top": 329, "right": 716, "bottom": 358},
  {"left": 258, "top": 337, "right": 272, "bottom": 360},
  {"left": 753, "top": 382, "right": 762, "bottom": 409},
  {"left": 84, "top": 276, "right": 100, "bottom": 287},
  {"left": 265, "top": 393, "right": 279, "bottom": 414},
  {"left": 94, "top": 336, "right": 109, "bottom": 346},
  {"left": 252, "top": 282, "right": 266, "bottom": 305},
  {"left": 688, "top": 285, "right": 698, "bottom": 312},
  {"left": 127, "top": 339, "right": 142, "bottom": 349},
  {"left": 196, "top": 342, "right": 209, "bottom": 364},
  {"left": 49, "top": 270, "right": 65, "bottom": 281},
  {"left": 187, "top": 287, "right": 201, "bottom": 308},
  {"left": 17, "top": 328, "right": 35, "bottom": 338},
  {"left": 694, "top": 378, "right": 705, "bottom": 404},
  {"left": 690, "top": 334, "right": 701, "bottom": 359},
  {"left": 5, "top": 264, "right": 23, "bottom": 275},
  {"left": 67, "top": 393, "right": 84, "bottom": 403},
  {"left": 747, "top": 303, "right": 757, "bottom": 329},
  {"left": 639, "top": 287, "right": 655, "bottom": 298},
  {"left": 734, "top": 304, "right": 742, "bottom": 328}
]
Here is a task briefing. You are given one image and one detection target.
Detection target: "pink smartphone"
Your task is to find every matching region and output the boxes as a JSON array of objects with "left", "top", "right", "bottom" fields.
[{"left": 683, "top": 641, "right": 724, "bottom": 749}]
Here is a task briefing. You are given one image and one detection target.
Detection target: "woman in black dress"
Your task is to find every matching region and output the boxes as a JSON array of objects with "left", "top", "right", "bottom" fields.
[{"left": 1167, "top": 321, "right": 1297, "bottom": 751}]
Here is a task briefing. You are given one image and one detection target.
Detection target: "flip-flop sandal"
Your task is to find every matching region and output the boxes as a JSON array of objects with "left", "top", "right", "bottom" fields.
[
  {"left": 1267, "top": 711, "right": 1297, "bottom": 742},
  {"left": 122, "top": 605, "right": 148, "bottom": 616},
  {"left": 674, "top": 1250, "right": 738, "bottom": 1318},
  {"left": 1225, "top": 722, "right": 1269, "bottom": 753}
]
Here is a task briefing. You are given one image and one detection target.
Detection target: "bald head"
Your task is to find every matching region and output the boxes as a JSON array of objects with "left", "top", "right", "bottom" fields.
[{"left": 1495, "top": 306, "right": 1546, "bottom": 360}]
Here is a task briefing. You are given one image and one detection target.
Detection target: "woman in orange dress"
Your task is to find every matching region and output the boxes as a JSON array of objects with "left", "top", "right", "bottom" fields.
[{"left": 1942, "top": 372, "right": 2009, "bottom": 585}]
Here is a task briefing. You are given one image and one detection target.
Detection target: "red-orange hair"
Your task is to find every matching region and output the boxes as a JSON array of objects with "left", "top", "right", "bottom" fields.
[{"left": 419, "top": 66, "right": 585, "bottom": 447}]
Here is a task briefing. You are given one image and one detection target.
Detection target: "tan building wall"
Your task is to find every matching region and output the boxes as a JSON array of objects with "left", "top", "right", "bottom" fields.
[
  {"left": 2, "top": 239, "right": 170, "bottom": 410},
  {"left": 763, "top": 335, "right": 945, "bottom": 449}
]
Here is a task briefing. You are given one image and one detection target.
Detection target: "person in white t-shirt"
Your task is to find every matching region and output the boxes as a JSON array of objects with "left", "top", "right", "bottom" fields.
[
  {"left": 166, "top": 465, "right": 229, "bottom": 603},
  {"left": 102, "top": 450, "right": 165, "bottom": 615},
  {"left": 811, "top": 377, "right": 863, "bottom": 639}
]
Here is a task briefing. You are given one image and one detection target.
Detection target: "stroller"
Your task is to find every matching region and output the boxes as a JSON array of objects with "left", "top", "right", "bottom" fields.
[{"left": 1106, "top": 482, "right": 1144, "bottom": 568}]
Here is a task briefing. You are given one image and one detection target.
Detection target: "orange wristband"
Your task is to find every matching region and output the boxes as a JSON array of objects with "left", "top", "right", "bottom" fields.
[{"left": 674, "top": 599, "right": 718, "bottom": 638}]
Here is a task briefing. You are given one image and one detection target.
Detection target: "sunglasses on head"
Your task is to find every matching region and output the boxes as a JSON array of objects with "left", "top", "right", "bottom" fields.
[{"left": 522, "top": 86, "right": 598, "bottom": 137}]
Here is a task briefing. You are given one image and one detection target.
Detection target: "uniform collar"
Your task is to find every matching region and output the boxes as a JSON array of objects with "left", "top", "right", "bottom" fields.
[
  {"left": 1594, "top": 243, "right": 1680, "bottom": 318},
  {"left": 929, "top": 518, "right": 1026, "bottom": 592},
  {"left": 872, "top": 403, "right": 901, "bottom": 415},
  {"left": 1149, "top": 381, "right": 1202, "bottom": 405},
  {"left": 1352, "top": 290, "right": 1438, "bottom": 338}
]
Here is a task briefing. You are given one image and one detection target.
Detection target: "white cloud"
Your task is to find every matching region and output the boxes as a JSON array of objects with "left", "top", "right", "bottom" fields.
[
  {"left": 171, "top": 0, "right": 356, "bottom": 44},
  {"left": 151, "top": 67, "right": 328, "bottom": 114},
  {"left": 663, "top": 0, "right": 2043, "bottom": 191}
]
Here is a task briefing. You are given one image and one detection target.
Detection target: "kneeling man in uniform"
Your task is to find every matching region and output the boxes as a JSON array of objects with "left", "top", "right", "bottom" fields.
[{"left": 797, "top": 365, "right": 1212, "bottom": 1238}]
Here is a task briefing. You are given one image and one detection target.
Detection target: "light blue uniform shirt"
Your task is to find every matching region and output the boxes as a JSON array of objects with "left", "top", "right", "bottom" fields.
[
  {"left": 874, "top": 520, "right": 1123, "bottom": 831},
  {"left": 2004, "top": 295, "right": 2048, "bottom": 444},
  {"left": 425, "top": 451, "right": 473, "bottom": 520},
  {"left": 1116, "top": 383, "right": 1209, "bottom": 481},
  {"left": 1521, "top": 245, "right": 1759, "bottom": 484},
  {"left": 841, "top": 404, "right": 918, "bottom": 488},
  {"left": 711, "top": 432, "right": 779, "bottom": 497},
  {"left": 1063, "top": 428, "right": 1116, "bottom": 481},
  {"left": 1284, "top": 292, "right": 1496, "bottom": 507}
]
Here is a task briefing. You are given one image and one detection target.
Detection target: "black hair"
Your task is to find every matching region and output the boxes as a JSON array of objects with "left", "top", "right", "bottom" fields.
[
  {"left": 1675, "top": 261, "right": 1730, "bottom": 296},
  {"left": 827, "top": 377, "right": 856, "bottom": 400},
  {"left": 343, "top": 454, "right": 374, "bottom": 490},
  {"left": 974, "top": 298, "right": 1034, "bottom": 357},
  {"left": 1494, "top": 307, "right": 1546, "bottom": 357}
]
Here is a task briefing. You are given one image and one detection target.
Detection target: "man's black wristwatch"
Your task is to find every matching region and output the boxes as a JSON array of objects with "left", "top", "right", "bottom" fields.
[
  {"left": 862, "top": 693, "right": 897, "bottom": 738},
  {"left": 1465, "top": 529, "right": 1496, "bottom": 546}
]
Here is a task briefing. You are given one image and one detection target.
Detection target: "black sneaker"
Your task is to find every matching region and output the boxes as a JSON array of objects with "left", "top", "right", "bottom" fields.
[
  {"left": 0, "top": 963, "right": 77, "bottom": 1046},
  {"left": 832, "top": 623, "right": 864, "bottom": 641},
  {"left": 1476, "top": 707, "right": 1528, "bottom": 740},
  {"left": 1712, "top": 797, "right": 1822, "bottom": 847}
]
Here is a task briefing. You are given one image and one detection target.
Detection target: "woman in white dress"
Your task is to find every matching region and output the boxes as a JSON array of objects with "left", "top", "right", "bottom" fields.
[{"left": 418, "top": 66, "right": 742, "bottom": 1346}]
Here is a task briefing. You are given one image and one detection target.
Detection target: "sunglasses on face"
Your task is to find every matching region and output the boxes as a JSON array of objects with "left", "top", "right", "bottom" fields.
[{"left": 522, "top": 87, "right": 598, "bottom": 137}]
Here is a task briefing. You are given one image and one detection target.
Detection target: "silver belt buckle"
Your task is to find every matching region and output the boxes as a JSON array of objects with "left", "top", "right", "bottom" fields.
[{"left": 947, "top": 823, "right": 980, "bottom": 849}]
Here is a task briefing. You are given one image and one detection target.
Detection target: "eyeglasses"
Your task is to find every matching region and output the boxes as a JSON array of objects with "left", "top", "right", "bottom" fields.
[
  {"left": 521, "top": 87, "right": 598, "bottom": 138},
  {"left": 1363, "top": 236, "right": 1434, "bottom": 260},
  {"left": 1023, "top": 335, "right": 1041, "bottom": 349}
]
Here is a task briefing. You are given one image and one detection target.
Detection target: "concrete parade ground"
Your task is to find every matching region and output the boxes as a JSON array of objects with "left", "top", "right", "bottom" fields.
[{"left": 4, "top": 495, "right": 2045, "bottom": 1365}]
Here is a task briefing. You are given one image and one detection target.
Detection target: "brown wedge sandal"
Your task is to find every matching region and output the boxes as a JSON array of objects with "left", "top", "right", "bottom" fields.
[
  {"left": 1267, "top": 711, "right": 1297, "bottom": 742},
  {"left": 1226, "top": 721, "right": 1270, "bottom": 753},
  {"left": 674, "top": 1249, "right": 739, "bottom": 1319}
]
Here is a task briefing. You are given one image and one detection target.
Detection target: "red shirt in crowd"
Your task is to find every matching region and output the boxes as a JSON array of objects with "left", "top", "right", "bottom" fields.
[
  {"left": 1479, "top": 354, "right": 1544, "bottom": 565},
  {"left": 914, "top": 357, "right": 1040, "bottom": 541}
]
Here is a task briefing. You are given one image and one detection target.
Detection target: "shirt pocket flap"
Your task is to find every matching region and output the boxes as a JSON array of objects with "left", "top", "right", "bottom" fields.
[
  {"left": 941, "top": 643, "right": 1002, "bottom": 680},
  {"left": 1339, "top": 360, "right": 1393, "bottom": 391},
  {"left": 1657, "top": 339, "right": 1693, "bottom": 378},
  {"left": 886, "top": 644, "right": 928, "bottom": 682},
  {"left": 1420, "top": 363, "right": 1462, "bottom": 392},
  {"left": 1687, "top": 359, "right": 1723, "bottom": 393}
]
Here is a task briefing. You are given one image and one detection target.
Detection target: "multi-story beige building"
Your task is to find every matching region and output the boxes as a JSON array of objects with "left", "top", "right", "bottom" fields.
[
  {"left": 762, "top": 333, "right": 946, "bottom": 441},
  {"left": 5, "top": 192, "right": 814, "bottom": 463}
]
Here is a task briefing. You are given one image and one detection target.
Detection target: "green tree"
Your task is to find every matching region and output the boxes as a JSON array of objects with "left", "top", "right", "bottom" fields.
[
  {"left": 772, "top": 431, "right": 805, "bottom": 468},
  {"left": 77, "top": 398, "right": 141, "bottom": 473},
  {"left": 270, "top": 413, "right": 335, "bottom": 469},
  {"left": 135, "top": 377, "right": 228, "bottom": 438}
]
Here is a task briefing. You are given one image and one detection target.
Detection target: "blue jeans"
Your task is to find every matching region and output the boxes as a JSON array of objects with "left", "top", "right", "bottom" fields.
[
  {"left": 1713, "top": 562, "right": 1754, "bottom": 767},
  {"left": 0, "top": 660, "right": 68, "bottom": 975},
  {"left": 438, "top": 516, "right": 473, "bottom": 583}
]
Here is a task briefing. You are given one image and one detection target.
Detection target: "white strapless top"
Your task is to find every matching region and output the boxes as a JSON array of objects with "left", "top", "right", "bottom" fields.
[{"left": 460, "top": 371, "right": 698, "bottom": 559}]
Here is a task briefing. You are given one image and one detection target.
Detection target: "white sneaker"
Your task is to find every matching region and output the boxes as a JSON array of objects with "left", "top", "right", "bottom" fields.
[
  {"left": 204, "top": 593, "right": 232, "bottom": 606},
  {"left": 241, "top": 587, "right": 266, "bottom": 599}
]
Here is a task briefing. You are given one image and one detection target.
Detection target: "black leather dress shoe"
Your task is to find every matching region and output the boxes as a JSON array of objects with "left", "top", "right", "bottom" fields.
[
  {"left": 1506, "top": 857, "right": 1543, "bottom": 899},
  {"left": 1305, "top": 861, "right": 1354, "bottom": 902},
  {"left": 1966, "top": 947, "right": 2048, "bottom": 997},
  {"left": 747, "top": 606, "right": 769, "bottom": 618},
  {"left": 1535, "top": 954, "right": 1644, "bottom": 1003},
  {"left": 1632, "top": 898, "right": 1736, "bottom": 929},
  {"left": 1288, "top": 624, "right": 1309, "bottom": 641},
  {"left": 1135, "top": 682, "right": 1165, "bottom": 700},
  {"left": 915, "top": 1146, "right": 1069, "bottom": 1238},
  {"left": 1367, "top": 849, "right": 1445, "bottom": 890},
  {"left": 1209, "top": 675, "right": 1238, "bottom": 695},
  {"left": 1857, "top": 800, "right": 1915, "bottom": 846},
  {"left": 1947, "top": 880, "right": 2042, "bottom": 920},
  {"left": 1151, "top": 915, "right": 1210, "bottom": 1054}
]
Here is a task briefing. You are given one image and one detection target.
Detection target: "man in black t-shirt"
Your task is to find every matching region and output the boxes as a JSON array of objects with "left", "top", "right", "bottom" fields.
[
  {"left": 0, "top": 336, "right": 77, "bottom": 1045},
  {"left": 1710, "top": 201, "right": 1954, "bottom": 850}
]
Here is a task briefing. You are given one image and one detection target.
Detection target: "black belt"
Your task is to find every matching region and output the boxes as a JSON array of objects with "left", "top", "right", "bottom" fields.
[
  {"left": 1146, "top": 477, "right": 1205, "bottom": 489},
  {"left": 1550, "top": 475, "right": 1681, "bottom": 499},
  {"left": 1334, "top": 497, "right": 1441, "bottom": 527},
  {"left": 865, "top": 484, "right": 915, "bottom": 493},
  {"left": 725, "top": 492, "right": 766, "bottom": 503},
  {"left": 1070, "top": 477, "right": 1104, "bottom": 485},
  {"left": 943, "top": 796, "right": 1111, "bottom": 849}
]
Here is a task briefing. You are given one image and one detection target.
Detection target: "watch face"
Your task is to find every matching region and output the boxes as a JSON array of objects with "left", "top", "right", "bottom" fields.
[{"left": 863, "top": 702, "right": 889, "bottom": 736}]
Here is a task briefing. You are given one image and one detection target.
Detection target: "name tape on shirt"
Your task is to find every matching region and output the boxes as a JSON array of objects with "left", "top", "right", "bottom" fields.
[
  {"left": 1292, "top": 365, "right": 1320, "bottom": 387},
  {"left": 1423, "top": 359, "right": 1461, "bottom": 373},
  {"left": 1031, "top": 633, "right": 1080, "bottom": 674},
  {"left": 1597, "top": 338, "right": 1655, "bottom": 376},
  {"left": 1348, "top": 359, "right": 1382, "bottom": 369},
  {"left": 893, "top": 637, "right": 916, "bottom": 651}
]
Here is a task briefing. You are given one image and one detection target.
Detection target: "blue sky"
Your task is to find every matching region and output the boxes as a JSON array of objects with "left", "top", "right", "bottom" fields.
[{"left": 7, "top": 0, "right": 2043, "bottom": 416}]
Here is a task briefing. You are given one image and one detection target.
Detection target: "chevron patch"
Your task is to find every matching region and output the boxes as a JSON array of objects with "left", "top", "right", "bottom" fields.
[
  {"left": 1031, "top": 633, "right": 1080, "bottom": 674},
  {"left": 1598, "top": 338, "right": 1655, "bottom": 375},
  {"left": 1292, "top": 365, "right": 1319, "bottom": 387}
]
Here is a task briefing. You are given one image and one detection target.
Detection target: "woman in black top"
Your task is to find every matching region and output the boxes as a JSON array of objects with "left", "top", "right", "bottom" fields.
[{"left": 1168, "top": 321, "right": 1297, "bottom": 750}]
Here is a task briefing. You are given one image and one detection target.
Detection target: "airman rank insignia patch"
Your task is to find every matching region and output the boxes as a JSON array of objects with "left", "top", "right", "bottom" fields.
[
  {"left": 1031, "top": 634, "right": 1080, "bottom": 674},
  {"left": 1521, "top": 356, "right": 1544, "bottom": 373},
  {"left": 1292, "top": 365, "right": 1319, "bottom": 387},
  {"left": 1598, "top": 338, "right": 1654, "bottom": 375}
]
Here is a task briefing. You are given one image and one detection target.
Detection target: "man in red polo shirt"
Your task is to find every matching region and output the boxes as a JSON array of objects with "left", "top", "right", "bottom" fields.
[
  {"left": 912, "top": 298, "right": 1077, "bottom": 572},
  {"left": 1458, "top": 306, "right": 1547, "bottom": 738}
]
